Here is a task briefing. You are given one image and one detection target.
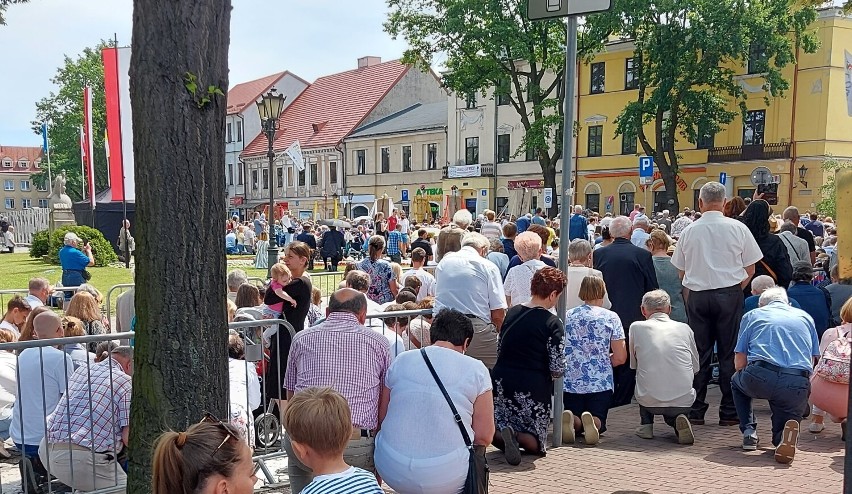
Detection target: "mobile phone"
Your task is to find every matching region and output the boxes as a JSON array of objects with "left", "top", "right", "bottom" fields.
[{"left": 757, "top": 183, "right": 778, "bottom": 205}]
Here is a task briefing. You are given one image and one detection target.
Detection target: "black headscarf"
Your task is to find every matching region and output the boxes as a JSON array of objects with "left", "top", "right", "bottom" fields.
[{"left": 741, "top": 199, "right": 770, "bottom": 239}]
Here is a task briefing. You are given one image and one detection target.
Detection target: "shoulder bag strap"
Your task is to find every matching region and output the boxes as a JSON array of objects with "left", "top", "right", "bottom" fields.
[
  {"left": 420, "top": 349, "right": 473, "bottom": 447},
  {"left": 759, "top": 259, "right": 778, "bottom": 282},
  {"left": 779, "top": 234, "right": 801, "bottom": 262}
]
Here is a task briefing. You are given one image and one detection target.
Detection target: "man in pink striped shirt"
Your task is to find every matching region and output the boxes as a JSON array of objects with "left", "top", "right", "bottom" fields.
[{"left": 283, "top": 288, "right": 392, "bottom": 493}]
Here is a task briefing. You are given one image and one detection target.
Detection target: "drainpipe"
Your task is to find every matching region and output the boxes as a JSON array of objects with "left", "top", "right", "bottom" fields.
[
  {"left": 493, "top": 95, "right": 499, "bottom": 211},
  {"left": 787, "top": 43, "right": 801, "bottom": 207},
  {"left": 336, "top": 141, "right": 346, "bottom": 215},
  {"left": 574, "top": 58, "right": 581, "bottom": 210}
]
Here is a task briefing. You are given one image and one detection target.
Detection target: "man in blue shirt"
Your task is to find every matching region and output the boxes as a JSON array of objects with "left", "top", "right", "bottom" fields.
[
  {"left": 59, "top": 232, "right": 94, "bottom": 301},
  {"left": 386, "top": 225, "right": 403, "bottom": 264},
  {"left": 732, "top": 287, "right": 820, "bottom": 464},
  {"left": 743, "top": 275, "right": 801, "bottom": 313},
  {"left": 568, "top": 205, "right": 589, "bottom": 241},
  {"left": 531, "top": 208, "right": 547, "bottom": 226},
  {"left": 515, "top": 214, "right": 531, "bottom": 234},
  {"left": 225, "top": 230, "right": 238, "bottom": 254}
]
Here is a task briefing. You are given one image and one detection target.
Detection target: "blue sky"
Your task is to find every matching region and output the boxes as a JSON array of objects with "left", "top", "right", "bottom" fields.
[{"left": 0, "top": 0, "right": 412, "bottom": 146}]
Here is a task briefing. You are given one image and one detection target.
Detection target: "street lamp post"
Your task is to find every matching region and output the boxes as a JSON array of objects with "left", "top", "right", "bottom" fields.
[
  {"left": 347, "top": 191, "right": 354, "bottom": 219},
  {"left": 256, "top": 90, "right": 287, "bottom": 278}
]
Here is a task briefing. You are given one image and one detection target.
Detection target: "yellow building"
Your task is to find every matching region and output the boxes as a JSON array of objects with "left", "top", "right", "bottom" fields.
[{"left": 575, "top": 7, "right": 852, "bottom": 215}]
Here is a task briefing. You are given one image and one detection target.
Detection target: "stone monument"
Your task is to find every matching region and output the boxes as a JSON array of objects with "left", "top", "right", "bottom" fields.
[{"left": 49, "top": 170, "right": 76, "bottom": 231}]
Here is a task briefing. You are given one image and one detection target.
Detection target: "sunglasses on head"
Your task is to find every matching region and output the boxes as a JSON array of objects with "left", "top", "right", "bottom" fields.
[{"left": 201, "top": 411, "right": 240, "bottom": 457}]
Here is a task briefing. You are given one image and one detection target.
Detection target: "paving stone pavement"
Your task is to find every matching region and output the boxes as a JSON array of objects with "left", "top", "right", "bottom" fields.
[{"left": 0, "top": 387, "right": 842, "bottom": 493}]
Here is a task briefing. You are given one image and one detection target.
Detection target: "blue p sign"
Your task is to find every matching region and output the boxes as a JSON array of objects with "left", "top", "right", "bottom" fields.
[
  {"left": 639, "top": 156, "right": 654, "bottom": 177},
  {"left": 719, "top": 172, "right": 727, "bottom": 185}
]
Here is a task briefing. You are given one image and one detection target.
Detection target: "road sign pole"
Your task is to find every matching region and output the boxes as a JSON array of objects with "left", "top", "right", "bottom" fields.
[{"left": 553, "top": 14, "right": 578, "bottom": 449}]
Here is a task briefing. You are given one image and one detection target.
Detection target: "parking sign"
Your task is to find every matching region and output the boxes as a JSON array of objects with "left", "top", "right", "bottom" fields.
[{"left": 639, "top": 156, "right": 654, "bottom": 177}]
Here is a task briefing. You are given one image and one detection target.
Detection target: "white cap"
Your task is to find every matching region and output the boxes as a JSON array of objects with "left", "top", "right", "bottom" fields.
[{"left": 64, "top": 232, "right": 81, "bottom": 243}]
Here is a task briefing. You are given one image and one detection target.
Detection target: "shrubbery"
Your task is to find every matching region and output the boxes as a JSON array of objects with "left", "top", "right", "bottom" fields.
[{"left": 30, "top": 225, "right": 118, "bottom": 267}]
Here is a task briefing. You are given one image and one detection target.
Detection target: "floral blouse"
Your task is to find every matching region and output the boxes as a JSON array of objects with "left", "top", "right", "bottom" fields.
[
  {"left": 563, "top": 304, "right": 625, "bottom": 394},
  {"left": 356, "top": 257, "right": 396, "bottom": 304}
]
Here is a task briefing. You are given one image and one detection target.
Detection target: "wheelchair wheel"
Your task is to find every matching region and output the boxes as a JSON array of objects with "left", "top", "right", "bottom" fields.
[{"left": 255, "top": 412, "right": 280, "bottom": 448}]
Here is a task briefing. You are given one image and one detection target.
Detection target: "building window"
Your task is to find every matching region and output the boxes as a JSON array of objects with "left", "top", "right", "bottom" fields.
[
  {"left": 743, "top": 110, "right": 765, "bottom": 146},
  {"left": 309, "top": 162, "right": 318, "bottom": 185},
  {"left": 747, "top": 42, "right": 767, "bottom": 75},
  {"left": 496, "top": 79, "right": 510, "bottom": 106},
  {"left": 402, "top": 146, "right": 412, "bottom": 172},
  {"left": 590, "top": 62, "right": 605, "bottom": 94},
  {"left": 34, "top": 160, "right": 41, "bottom": 169},
  {"left": 236, "top": 121, "right": 243, "bottom": 143},
  {"left": 238, "top": 163, "right": 244, "bottom": 185},
  {"left": 381, "top": 147, "right": 390, "bottom": 174},
  {"left": 697, "top": 124, "right": 715, "bottom": 149},
  {"left": 17, "top": 160, "right": 27, "bottom": 168},
  {"left": 329, "top": 161, "right": 338, "bottom": 184},
  {"left": 262, "top": 169, "right": 269, "bottom": 189},
  {"left": 227, "top": 163, "right": 233, "bottom": 185},
  {"left": 4, "top": 198, "right": 14, "bottom": 210},
  {"left": 526, "top": 145, "right": 537, "bottom": 161},
  {"left": 465, "top": 93, "right": 477, "bottom": 109},
  {"left": 38, "top": 199, "right": 48, "bottom": 208},
  {"left": 625, "top": 57, "right": 638, "bottom": 90},
  {"left": 587, "top": 125, "right": 603, "bottom": 157},
  {"left": 251, "top": 170, "right": 259, "bottom": 190},
  {"left": 497, "top": 134, "right": 511, "bottom": 163},
  {"left": 287, "top": 167, "right": 293, "bottom": 188},
  {"left": 3, "top": 180, "right": 12, "bottom": 191},
  {"left": 356, "top": 150, "right": 366, "bottom": 175},
  {"left": 619, "top": 192, "right": 635, "bottom": 216},
  {"left": 2, "top": 159, "right": 11, "bottom": 168},
  {"left": 298, "top": 169, "right": 306, "bottom": 186},
  {"left": 276, "top": 167, "right": 283, "bottom": 188},
  {"left": 20, "top": 180, "right": 30, "bottom": 191},
  {"left": 585, "top": 193, "right": 600, "bottom": 212},
  {"left": 226, "top": 123, "right": 233, "bottom": 143},
  {"left": 37, "top": 181, "right": 47, "bottom": 191},
  {"left": 426, "top": 144, "right": 438, "bottom": 170},
  {"left": 21, "top": 199, "right": 31, "bottom": 209},
  {"left": 465, "top": 137, "right": 479, "bottom": 165},
  {"left": 621, "top": 134, "right": 637, "bottom": 155}
]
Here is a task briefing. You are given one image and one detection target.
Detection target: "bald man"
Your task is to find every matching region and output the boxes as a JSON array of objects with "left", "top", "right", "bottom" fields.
[
  {"left": 282, "top": 288, "right": 392, "bottom": 492},
  {"left": 11, "top": 312, "right": 74, "bottom": 487}
]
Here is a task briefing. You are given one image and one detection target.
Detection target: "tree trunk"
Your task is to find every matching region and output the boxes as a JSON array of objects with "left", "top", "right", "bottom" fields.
[
  {"left": 540, "top": 160, "right": 558, "bottom": 219},
  {"left": 655, "top": 155, "right": 681, "bottom": 213},
  {"left": 126, "top": 1, "right": 230, "bottom": 492}
]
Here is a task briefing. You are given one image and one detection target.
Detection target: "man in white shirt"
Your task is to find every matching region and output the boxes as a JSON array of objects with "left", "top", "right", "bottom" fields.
[
  {"left": 630, "top": 216, "right": 651, "bottom": 248},
  {"left": 398, "top": 211, "right": 411, "bottom": 258},
  {"left": 24, "top": 278, "right": 50, "bottom": 309},
  {"left": 435, "top": 232, "right": 507, "bottom": 369},
  {"left": 0, "top": 296, "right": 30, "bottom": 338},
  {"left": 227, "top": 269, "right": 248, "bottom": 303},
  {"left": 630, "top": 290, "right": 699, "bottom": 444},
  {"left": 671, "top": 181, "right": 763, "bottom": 426},
  {"left": 11, "top": 312, "right": 74, "bottom": 489},
  {"left": 399, "top": 248, "right": 436, "bottom": 301}
]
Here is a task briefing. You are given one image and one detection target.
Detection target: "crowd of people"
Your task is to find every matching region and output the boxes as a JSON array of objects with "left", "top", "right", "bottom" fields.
[{"left": 0, "top": 179, "right": 847, "bottom": 492}]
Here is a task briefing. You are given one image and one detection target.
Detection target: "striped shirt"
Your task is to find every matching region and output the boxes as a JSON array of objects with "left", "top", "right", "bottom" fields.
[
  {"left": 284, "top": 312, "right": 391, "bottom": 430},
  {"left": 480, "top": 221, "right": 502, "bottom": 240},
  {"left": 301, "top": 466, "right": 383, "bottom": 494}
]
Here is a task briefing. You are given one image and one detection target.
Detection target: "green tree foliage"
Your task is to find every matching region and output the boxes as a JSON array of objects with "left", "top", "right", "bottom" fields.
[
  {"left": 817, "top": 156, "right": 852, "bottom": 217},
  {"left": 0, "top": 0, "right": 28, "bottom": 25},
  {"left": 385, "top": 0, "right": 567, "bottom": 216},
  {"left": 28, "top": 229, "right": 50, "bottom": 258},
  {"left": 31, "top": 41, "right": 114, "bottom": 202},
  {"left": 584, "top": 0, "right": 819, "bottom": 211},
  {"left": 34, "top": 225, "right": 118, "bottom": 267}
]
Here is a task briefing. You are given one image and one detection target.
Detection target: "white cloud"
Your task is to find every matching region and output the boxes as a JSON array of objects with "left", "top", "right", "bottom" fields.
[{"left": 0, "top": 0, "right": 409, "bottom": 146}]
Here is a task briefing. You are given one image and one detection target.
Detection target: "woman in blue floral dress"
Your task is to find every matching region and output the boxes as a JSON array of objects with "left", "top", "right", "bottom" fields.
[
  {"left": 356, "top": 235, "right": 399, "bottom": 304},
  {"left": 492, "top": 268, "right": 567, "bottom": 465},
  {"left": 562, "top": 275, "right": 627, "bottom": 445}
]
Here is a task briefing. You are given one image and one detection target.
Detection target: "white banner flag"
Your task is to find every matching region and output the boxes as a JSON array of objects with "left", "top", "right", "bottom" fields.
[
  {"left": 285, "top": 140, "right": 305, "bottom": 171},
  {"left": 845, "top": 51, "right": 852, "bottom": 117}
]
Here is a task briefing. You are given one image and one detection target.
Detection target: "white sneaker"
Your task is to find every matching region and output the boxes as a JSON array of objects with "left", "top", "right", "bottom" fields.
[
  {"left": 561, "top": 410, "right": 575, "bottom": 444},
  {"left": 581, "top": 412, "right": 599, "bottom": 445},
  {"left": 808, "top": 421, "right": 825, "bottom": 433}
]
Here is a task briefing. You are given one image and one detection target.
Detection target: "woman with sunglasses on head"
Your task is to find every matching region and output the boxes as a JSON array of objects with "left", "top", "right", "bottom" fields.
[{"left": 152, "top": 414, "right": 257, "bottom": 494}]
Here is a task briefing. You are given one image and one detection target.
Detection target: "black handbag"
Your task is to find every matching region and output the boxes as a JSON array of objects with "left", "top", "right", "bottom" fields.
[{"left": 420, "top": 349, "right": 489, "bottom": 494}]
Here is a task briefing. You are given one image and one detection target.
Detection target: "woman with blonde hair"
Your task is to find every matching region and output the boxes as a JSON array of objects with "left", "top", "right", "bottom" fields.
[
  {"left": 60, "top": 315, "right": 93, "bottom": 368},
  {"left": 503, "top": 232, "right": 547, "bottom": 307},
  {"left": 152, "top": 416, "right": 257, "bottom": 494},
  {"left": 646, "top": 230, "right": 687, "bottom": 323},
  {"left": 65, "top": 291, "right": 107, "bottom": 352}
]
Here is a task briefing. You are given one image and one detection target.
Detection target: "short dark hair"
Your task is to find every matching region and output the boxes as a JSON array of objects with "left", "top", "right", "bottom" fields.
[
  {"left": 328, "top": 290, "right": 367, "bottom": 315},
  {"left": 502, "top": 222, "right": 517, "bottom": 238},
  {"left": 430, "top": 309, "right": 473, "bottom": 346},
  {"left": 418, "top": 228, "right": 427, "bottom": 238},
  {"left": 395, "top": 288, "right": 417, "bottom": 304},
  {"left": 345, "top": 270, "right": 371, "bottom": 292},
  {"left": 411, "top": 247, "right": 427, "bottom": 263}
]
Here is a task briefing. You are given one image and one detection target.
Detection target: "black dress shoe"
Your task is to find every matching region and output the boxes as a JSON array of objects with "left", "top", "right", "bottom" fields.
[{"left": 719, "top": 419, "right": 740, "bottom": 426}]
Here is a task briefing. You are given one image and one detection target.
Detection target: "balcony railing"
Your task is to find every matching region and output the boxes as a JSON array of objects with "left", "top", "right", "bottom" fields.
[
  {"left": 442, "top": 163, "right": 495, "bottom": 179},
  {"left": 707, "top": 142, "right": 790, "bottom": 163}
]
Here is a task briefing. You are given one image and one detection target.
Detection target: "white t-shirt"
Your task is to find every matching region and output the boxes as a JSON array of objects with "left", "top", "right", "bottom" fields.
[
  {"left": 435, "top": 247, "right": 507, "bottom": 321},
  {"left": 375, "top": 326, "right": 407, "bottom": 359},
  {"left": 228, "top": 358, "right": 261, "bottom": 413},
  {"left": 503, "top": 259, "right": 546, "bottom": 307},
  {"left": 0, "top": 351, "right": 17, "bottom": 420},
  {"left": 377, "top": 346, "right": 491, "bottom": 459},
  {"left": 302, "top": 466, "right": 383, "bottom": 494},
  {"left": 399, "top": 268, "right": 436, "bottom": 301},
  {"left": 24, "top": 294, "right": 44, "bottom": 310},
  {"left": 629, "top": 313, "right": 699, "bottom": 408},
  {"left": 11, "top": 347, "right": 74, "bottom": 446},
  {"left": 0, "top": 320, "right": 19, "bottom": 339},
  {"left": 399, "top": 218, "right": 410, "bottom": 234}
]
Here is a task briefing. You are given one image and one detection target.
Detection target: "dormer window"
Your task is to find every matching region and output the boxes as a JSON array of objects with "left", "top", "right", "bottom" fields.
[
  {"left": 18, "top": 159, "right": 28, "bottom": 168},
  {"left": 34, "top": 160, "right": 41, "bottom": 169},
  {"left": 2, "top": 158, "right": 11, "bottom": 168}
]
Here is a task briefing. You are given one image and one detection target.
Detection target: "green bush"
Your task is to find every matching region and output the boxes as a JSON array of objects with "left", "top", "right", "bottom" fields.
[
  {"left": 29, "top": 230, "right": 50, "bottom": 258},
  {"left": 47, "top": 225, "right": 118, "bottom": 267}
]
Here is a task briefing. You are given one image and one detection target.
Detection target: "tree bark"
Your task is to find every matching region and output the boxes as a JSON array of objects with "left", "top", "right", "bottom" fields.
[{"left": 127, "top": 1, "right": 230, "bottom": 492}]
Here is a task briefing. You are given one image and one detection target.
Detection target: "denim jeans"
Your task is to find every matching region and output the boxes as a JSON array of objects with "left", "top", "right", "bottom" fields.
[{"left": 731, "top": 363, "right": 810, "bottom": 446}]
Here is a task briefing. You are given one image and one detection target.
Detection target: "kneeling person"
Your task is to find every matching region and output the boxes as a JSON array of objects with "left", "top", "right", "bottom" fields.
[{"left": 630, "top": 290, "right": 699, "bottom": 444}]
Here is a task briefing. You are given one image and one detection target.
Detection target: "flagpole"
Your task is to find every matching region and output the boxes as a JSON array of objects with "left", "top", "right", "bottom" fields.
[
  {"left": 43, "top": 121, "right": 52, "bottom": 203},
  {"left": 114, "top": 33, "right": 130, "bottom": 269},
  {"left": 80, "top": 125, "right": 87, "bottom": 201}
]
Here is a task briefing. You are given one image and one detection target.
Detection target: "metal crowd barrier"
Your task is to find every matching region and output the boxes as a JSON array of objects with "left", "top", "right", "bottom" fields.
[
  {"left": 104, "top": 284, "right": 135, "bottom": 325},
  {"left": 0, "top": 286, "right": 82, "bottom": 315},
  {"left": 306, "top": 271, "right": 344, "bottom": 296}
]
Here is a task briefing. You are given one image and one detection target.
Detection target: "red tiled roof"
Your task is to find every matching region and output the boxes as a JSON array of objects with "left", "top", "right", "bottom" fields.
[
  {"left": 0, "top": 146, "right": 44, "bottom": 173},
  {"left": 242, "top": 59, "right": 410, "bottom": 156},
  {"left": 227, "top": 71, "right": 307, "bottom": 115}
]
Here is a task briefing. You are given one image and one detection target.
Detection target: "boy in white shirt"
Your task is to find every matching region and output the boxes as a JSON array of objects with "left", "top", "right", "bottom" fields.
[{"left": 284, "top": 387, "right": 383, "bottom": 494}]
